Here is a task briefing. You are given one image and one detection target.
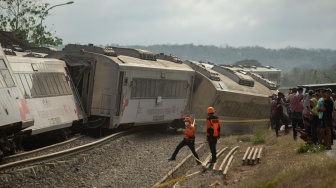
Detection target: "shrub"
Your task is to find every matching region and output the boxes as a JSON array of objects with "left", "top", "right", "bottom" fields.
[
  {"left": 252, "top": 128, "right": 266, "bottom": 145},
  {"left": 296, "top": 143, "right": 325, "bottom": 154}
]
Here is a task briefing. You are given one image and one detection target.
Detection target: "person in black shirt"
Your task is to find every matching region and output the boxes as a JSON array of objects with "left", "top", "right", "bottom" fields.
[
  {"left": 273, "top": 92, "right": 289, "bottom": 137},
  {"left": 321, "top": 88, "right": 334, "bottom": 150}
]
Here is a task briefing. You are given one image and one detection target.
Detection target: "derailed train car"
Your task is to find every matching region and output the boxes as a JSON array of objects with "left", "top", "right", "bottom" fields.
[
  {"left": 0, "top": 46, "right": 33, "bottom": 160},
  {"left": 47, "top": 44, "right": 195, "bottom": 129},
  {"left": 185, "top": 60, "right": 274, "bottom": 135},
  {"left": 5, "top": 49, "right": 83, "bottom": 142}
]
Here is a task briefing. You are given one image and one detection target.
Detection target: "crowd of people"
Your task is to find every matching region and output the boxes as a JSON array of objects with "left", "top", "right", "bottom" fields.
[{"left": 270, "top": 87, "right": 336, "bottom": 150}]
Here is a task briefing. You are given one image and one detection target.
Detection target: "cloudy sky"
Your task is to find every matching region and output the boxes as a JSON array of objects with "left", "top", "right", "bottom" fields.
[{"left": 42, "top": 0, "right": 336, "bottom": 49}]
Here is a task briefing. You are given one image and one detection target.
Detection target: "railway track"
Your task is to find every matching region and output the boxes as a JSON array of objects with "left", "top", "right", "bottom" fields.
[
  {"left": 4, "top": 134, "right": 89, "bottom": 163},
  {"left": 0, "top": 128, "right": 141, "bottom": 173}
]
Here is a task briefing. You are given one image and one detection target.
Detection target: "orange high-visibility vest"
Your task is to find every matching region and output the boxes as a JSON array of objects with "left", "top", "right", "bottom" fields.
[
  {"left": 184, "top": 124, "right": 195, "bottom": 139},
  {"left": 206, "top": 117, "right": 220, "bottom": 137}
]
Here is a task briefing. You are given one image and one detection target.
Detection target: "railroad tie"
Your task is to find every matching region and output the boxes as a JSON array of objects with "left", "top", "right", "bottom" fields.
[
  {"left": 218, "top": 146, "right": 239, "bottom": 171},
  {"left": 242, "top": 147, "right": 251, "bottom": 165},
  {"left": 251, "top": 148, "right": 259, "bottom": 165},
  {"left": 223, "top": 153, "right": 235, "bottom": 179},
  {"left": 257, "top": 147, "right": 263, "bottom": 164},
  {"left": 247, "top": 146, "right": 255, "bottom": 165},
  {"left": 212, "top": 147, "right": 228, "bottom": 170}
]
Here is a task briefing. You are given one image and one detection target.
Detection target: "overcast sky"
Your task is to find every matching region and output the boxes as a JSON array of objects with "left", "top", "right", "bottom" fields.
[{"left": 42, "top": 0, "right": 336, "bottom": 49}]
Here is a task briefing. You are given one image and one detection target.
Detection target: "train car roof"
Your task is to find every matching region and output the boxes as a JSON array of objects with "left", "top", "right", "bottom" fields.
[
  {"left": 186, "top": 60, "right": 273, "bottom": 96},
  {"left": 60, "top": 44, "right": 194, "bottom": 72},
  {"left": 6, "top": 54, "right": 65, "bottom": 65},
  {"left": 114, "top": 55, "right": 194, "bottom": 71},
  {"left": 222, "top": 64, "right": 281, "bottom": 72}
]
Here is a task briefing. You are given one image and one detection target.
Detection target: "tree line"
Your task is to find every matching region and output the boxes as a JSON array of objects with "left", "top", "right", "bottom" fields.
[{"left": 0, "top": 0, "right": 62, "bottom": 47}]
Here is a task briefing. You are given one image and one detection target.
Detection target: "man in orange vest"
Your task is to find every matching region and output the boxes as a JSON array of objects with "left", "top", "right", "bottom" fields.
[
  {"left": 206, "top": 107, "right": 220, "bottom": 163},
  {"left": 168, "top": 117, "right": 200, "bottom": 164}
]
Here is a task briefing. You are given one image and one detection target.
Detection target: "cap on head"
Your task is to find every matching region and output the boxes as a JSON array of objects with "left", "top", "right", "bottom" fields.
[
  {"left": 308, "top": 90, "right": 314, "bottom": 95},
  {"left": 183, "top": 117, "right": 191, "bottom": 122},
  {"left": 323, "top": 88, "right": 332, "bottom": 93},
  {"left": 207, "top": 107, "right": 215, "bottom": 114}
]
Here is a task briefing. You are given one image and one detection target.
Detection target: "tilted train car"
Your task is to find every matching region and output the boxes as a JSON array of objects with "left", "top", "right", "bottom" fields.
[
  {"left": 5, "top": 49, "right": 83, "bottom": 139},
  {"left": 0, "top": 46, "right": 33, "bottom": 160},
  {"left": 185, "top": 60, "right": 274, "bottom": 135},
  {"left": 47, "top": 44, "right": 195, "bottom": 129}
]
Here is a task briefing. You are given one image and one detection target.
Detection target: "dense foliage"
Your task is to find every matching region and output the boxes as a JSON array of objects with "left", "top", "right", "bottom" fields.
[
  {"left": 0, "top": 0, "right": 62, "bottom": 47},
  {"left": 124, "top": 44, "right": 336, "bottom": 87}
]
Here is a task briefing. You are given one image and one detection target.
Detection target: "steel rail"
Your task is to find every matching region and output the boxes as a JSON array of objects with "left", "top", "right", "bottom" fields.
[{"left": 0, "top": 129, "right": 138, "bottom": 172}]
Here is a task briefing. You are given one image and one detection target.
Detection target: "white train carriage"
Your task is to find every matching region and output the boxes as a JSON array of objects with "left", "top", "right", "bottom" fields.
[
  {"left": 6, "top": 50, "right": 82, "bottom": 136},
  {"left": 185, "top": 60, "right": 274, "bottom": 135},
  {"left": 47, "top": 44, "right": 195, "bottom": 129},
  {"left": 0, "top": 46, "right": 33, "bottom": 158}
]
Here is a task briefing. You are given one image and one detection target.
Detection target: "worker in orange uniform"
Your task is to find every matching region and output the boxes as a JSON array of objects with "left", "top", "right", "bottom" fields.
[
  {"left": 168, "top": 117, "right": 200, "bottom": 164},
  {"left": 206, "top": 107, "right": 220, "bottom": 163}
]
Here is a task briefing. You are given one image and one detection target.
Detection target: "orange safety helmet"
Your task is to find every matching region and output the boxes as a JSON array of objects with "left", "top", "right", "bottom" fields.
[
  {"left": 207, "top": 107, "right": 215, "bottom": 114},
  {"left": 183, "top": 117, "right": 191, "bottom": 122}
]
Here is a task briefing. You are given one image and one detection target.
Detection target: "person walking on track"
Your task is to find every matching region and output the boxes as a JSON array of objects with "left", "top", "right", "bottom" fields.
[
  {"left": 168, "top": 117, "right": 200, "bottom": 164},
  {"left": 206, "top": 107, "right": 221, "bottom": 163}
]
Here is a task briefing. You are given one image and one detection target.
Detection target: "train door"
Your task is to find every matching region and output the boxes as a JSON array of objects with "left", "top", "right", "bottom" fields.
[
  {"left": 115, "top": 71, "right": 124, "bottom": 116},
  {"left": 62, "top": 56, "right": 95, "bottom": 116}
]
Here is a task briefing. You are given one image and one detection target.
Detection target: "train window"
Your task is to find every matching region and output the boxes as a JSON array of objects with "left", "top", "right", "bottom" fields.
[
  {"left": 171, "top": 82, "right": 177, "bottom": 97},
  {"left": 61, "top": 74, "right": 72, "bottom": 94},
  {"left": 24, "top": 74, "right": 37, "bottom": 97},
  {"left": 149, "top": 80, "right": 155, "bottom": 97},
  {"left": 40, "top": 74, "right": 51, "bottom": 95},
  {"left": 0, "top": 60, "right": 7, "bottom": 69},
  {"left": 48, "top": 74, "right": 60, "bottom": 94},
  {"left": 31, "top": 74, "right": 43, "bottom": 96},
  {"left": 45, "top": 74, "right": 56, "bottom": 95},
  {"left": 154, "top": 80, "right": 161, "bottom": 97},
  {"left": 0, "top": 74, "right": 5, "bottom": 88},
  {"left": 59, "top": 74, "right": 69, "bottom": 94},
  {"left": 18, "top": 74, "right": 32, "bottom": 97},
  {"left": 1, "top": 69, "right": 15, "bottom": 87},
  {"left": 135, "top": 80, "right": 142, "bottom": 98},
  {"left": 14, "top": 74, "right": 27, "bottom": 96},
  {"left": 163, "top": 81, "right": 169, "bottom": 98},
  {"left": 53, "top": 74, "right": 65, "bottom": 94},
  {"left": 34, "top": 74, "right": 47, "bottom": 96},
  {"left": 141, "top": 80, "right": 146, "bottom": 98}
]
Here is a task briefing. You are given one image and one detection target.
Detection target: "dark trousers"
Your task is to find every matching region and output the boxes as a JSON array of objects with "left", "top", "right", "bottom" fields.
[
  {"left": 171, "top": 138, "right": 199, "bottom": 160},
  {"left": 208, "top": 136, "right": 218, "bottom": 161},
  {"left": 273, "top": 113, "right": 289, "bottom": 136},
  {"left": 292, "top": 118, "right": 304, "bottom": 140},
  {"left": 311, "top": 121, "right": 318, "bottom": 144}
]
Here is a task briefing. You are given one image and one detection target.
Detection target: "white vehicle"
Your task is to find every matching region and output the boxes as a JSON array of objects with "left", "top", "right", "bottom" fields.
[
  {"left": 0, "top": 46, "right": 33, "bottom": 160},
  {"left": 48, "top": 44, "right": 195, "bottom": 129},
  {"left": 6, "top": 50, "right": 83, "bottom": 136},
  {"left": 185, "top": 60, "right": 274, "bottom": 135}
]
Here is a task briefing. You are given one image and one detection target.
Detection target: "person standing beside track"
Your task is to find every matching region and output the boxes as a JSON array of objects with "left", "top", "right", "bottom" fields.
[
  {"left": 290, "top": 88, "right": 304, "bottom": 140},
  {"left": 320, "top": 88, "right": 334, "bottom": 150},
  {"left": 168, "top": 117, "right": 201, "bottom": 164},
  {"left": 206, "top": 107, "right": 221, "bottom": 163},
  {"left": 273, "top": 92, "right": 289, "bottom": 137}
]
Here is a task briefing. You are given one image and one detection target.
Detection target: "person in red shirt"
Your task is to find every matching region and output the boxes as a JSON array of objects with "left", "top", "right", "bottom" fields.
[{"left": 168, "top": 117, "right": 200, "bottom": 164}]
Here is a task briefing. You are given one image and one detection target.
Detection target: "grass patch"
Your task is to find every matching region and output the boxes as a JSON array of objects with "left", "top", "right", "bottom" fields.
[
  {"left": 296, "top": 143, "right": 325, "bottom": 154},
  {"left": 255, "top": 171, "right": 287, "bottom": 188},
  {"left": 237, "top": 135, "right": 252, "bottom": 142},
  {"left": 252, "top": 128, "right": 266, "bottom": 145}
]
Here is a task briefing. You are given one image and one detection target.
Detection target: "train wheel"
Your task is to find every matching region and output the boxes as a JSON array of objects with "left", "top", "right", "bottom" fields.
[{"left": 9, "top": 141, "right": 16, "bottom": 155}]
